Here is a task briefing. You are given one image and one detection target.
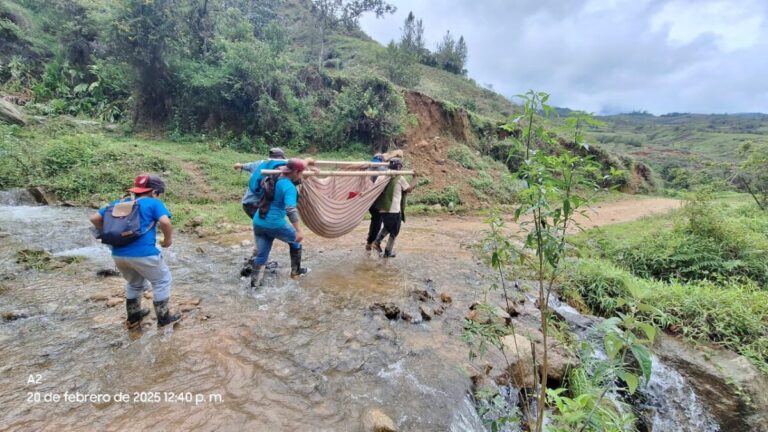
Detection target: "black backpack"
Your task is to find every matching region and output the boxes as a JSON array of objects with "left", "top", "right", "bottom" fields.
[
  {"left": 100, "top": 198, "right": 155, "bottom": 246},
  {"left": 256, "top": 174, "right": 282, "bottom": 219}
]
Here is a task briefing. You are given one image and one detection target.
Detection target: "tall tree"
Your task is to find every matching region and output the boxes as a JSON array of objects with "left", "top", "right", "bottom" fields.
[
  {"left": 456, "top": 35, "right": 467, "bottom": 75},
  {"left": 435, "top": 30, "right": 467, "bottom": 74},
  {"left": 110, "top": 0, "right": 178, "bottom": 126},
  {"left": 414, "top": 18, "right": 425, "bottom": 53},
  {"left": 379, "top": 40, "right": 420, "bottom": 88},
  {"left": 400, "top": 11, "right": 416, "bottom": 52},
  {"left": 310, "top": 0, "right": 396, "bottom": 68}
]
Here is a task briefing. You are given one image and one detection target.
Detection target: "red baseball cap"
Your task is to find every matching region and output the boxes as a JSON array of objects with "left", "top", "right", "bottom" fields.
[
  {"left": 280, "top": 158, "right": 307, "bottom": 173},
  {"left": 128, "top": 175, "right": 166, "bottom": 194}
]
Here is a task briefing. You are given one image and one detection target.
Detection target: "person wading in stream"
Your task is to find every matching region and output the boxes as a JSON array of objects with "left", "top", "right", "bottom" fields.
[
  {"left": 233, "top": 148, "right": 288, "bottom": 276},
  {"left": 365, "top": 153, "right": 387, "bottom": 251},
  {"left": 250, "top": 158, "right": 310, "bottom": 287},
  {"left": 89, "top": 175, "right": 181, "bottom": 328},
  {"left": 372, "top": 157, "right": 415, "bottom": 258}
]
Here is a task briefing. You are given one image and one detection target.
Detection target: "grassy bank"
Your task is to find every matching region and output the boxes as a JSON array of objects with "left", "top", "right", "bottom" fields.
[
  {"left": 0, "top": 120, "right": 499, "bottom": 231},
  {"left": 564, "top": 193, "right": 768, "bottom": 372}
]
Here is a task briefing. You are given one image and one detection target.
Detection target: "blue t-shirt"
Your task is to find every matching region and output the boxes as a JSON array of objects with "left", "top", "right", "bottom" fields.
[
  {"left": 252, "top": 177, "right": 297, "bottom": 229},
  {"left": 99, "top": 197, "right": 171, "bottom": 257},
  {"left": 242, "top": 159, "right": 287, "bottom": 204}
]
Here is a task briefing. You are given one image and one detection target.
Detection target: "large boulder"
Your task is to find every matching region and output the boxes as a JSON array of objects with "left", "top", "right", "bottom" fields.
[
  {"left": 655, "top": 335, "right": 768, "bottom": 432},
  {"left": 0, "top": 99, "right": 26, "bottom": 126},
  {"left": 491, "top": 328, "right": 579, "bottom": 389}
]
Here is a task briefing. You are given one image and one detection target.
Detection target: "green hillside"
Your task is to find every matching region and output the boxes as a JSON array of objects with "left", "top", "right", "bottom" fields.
[{"left": 586, "top": 112, "right": 768, "bottom": 189}]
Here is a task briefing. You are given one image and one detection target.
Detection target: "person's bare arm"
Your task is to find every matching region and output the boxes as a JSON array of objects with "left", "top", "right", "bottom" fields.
[
  {"left": 158, "top": 215, "right": 173, "bottom": 247},
  {"left": 292, "top": 221, "right": 304, "bottom": 243},
  {"left": 89, "top": 213, "right": 103, "bottom": 230},
  {"left": 404, "top": 176, "right": 417, "bottom": 193}
]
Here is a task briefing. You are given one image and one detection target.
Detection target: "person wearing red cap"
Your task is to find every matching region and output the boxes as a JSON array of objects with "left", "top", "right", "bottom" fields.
[
  {"left": 89, "top": 174, "right": 181, "bottom": 328},
  {"left": 249, "top": 159, "right": 310, "bottom": 287}
]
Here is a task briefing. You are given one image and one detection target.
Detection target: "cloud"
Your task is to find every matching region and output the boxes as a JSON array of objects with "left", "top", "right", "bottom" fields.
[{"left": 359, "top": 0, "right": 768, "bottom": 114}]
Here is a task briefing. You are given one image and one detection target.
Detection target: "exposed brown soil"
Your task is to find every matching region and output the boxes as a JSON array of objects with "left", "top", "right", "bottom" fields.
[{"left": 396, "top": 91, "right": 483, "bottom": 208}]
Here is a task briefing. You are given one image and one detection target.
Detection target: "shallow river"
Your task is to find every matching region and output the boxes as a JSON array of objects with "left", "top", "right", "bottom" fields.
[{"left": 0, "top": 192, "right": 720, "bottom": 431}]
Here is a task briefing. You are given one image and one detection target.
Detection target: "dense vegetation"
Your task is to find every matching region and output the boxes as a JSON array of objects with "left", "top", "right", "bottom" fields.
[
  {"left": 566, "top": 192, "right": 768, "bottom": 372},
  {"left": 0, "top": 0, "right": 413, "bottom": 152}
]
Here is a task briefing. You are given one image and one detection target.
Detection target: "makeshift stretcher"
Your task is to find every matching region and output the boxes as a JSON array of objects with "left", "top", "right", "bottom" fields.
[{"left": 260, "top": 168, "right": 415, "bottom": 239}]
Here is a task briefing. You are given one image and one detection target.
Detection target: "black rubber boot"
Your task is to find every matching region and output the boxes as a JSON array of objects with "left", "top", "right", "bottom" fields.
[
  {"left": 240, "top": 258, "right": 254, "bottom": 277},
  {"left": 126, "top": 298, "right": 150, "bottom": 328},
  {"left": 383, "top": 237, "right": 397, "bottom": 258},
  {"left": 153, "top": 299, "right": 181, "bottom": 327},
  {"left": 250, "top": 264, "right": 265, "bottom": 288},
  {"left": 289, "top": 247, "right": 308, "bottom": 278}
]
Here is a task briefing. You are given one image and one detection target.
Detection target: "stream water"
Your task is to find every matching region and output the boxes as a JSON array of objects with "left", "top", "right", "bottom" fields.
[{"left": 0, "top": 191, "right": 724, "bottom": 431}]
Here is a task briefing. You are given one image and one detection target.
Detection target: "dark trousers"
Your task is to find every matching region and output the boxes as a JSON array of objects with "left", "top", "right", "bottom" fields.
[
  {"left": 378, "top": 213, "right": 402, "bottom": 240},
  {"left": 366, "top": 206, "right": 383, "bottom": 244}
]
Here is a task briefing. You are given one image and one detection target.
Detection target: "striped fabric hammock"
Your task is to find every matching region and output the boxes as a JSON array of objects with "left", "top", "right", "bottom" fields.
[{"left": 297, "top": 176, "right": 391, "bottom": 238}]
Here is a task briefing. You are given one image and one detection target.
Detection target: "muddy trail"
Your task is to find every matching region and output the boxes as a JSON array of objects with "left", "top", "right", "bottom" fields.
[{"left": 0, "top": 195, "right": 704, "bottom": 431}]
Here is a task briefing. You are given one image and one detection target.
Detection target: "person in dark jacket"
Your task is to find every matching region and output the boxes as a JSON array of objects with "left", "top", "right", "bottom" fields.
[
  {"left": 365, "top": 153, "right": 388, "bottom": 251},
  {"left": 372, "top": 158, "right": 415, "bottom": 258}
]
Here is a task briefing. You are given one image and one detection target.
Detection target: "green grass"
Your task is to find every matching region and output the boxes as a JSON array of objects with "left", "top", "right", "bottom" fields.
[
  {"left": 563, "top": 258, "right": 768, "bottom": 374},
  {"left": 580, "top": 113, "right": 768, "bottom": 190}
]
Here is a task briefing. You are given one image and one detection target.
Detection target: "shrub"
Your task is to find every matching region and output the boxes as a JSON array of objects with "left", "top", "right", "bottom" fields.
[
  {"left": 412, "top": 185, "right": 461, "bottom": 207},
  {"left": 42, "top": 136, "right": 96, "bottom": 175},
  {"left": 321, "top": 74, "right": 407, "bottom": 151},
  {"left": 468, "top": 171, "right": 521, "bottom": 204},
  {"left": 610, "top": 195, "right": 768, "bottom": 286},
  {"left": 447, "top": 144, "right": 484, "bottom": 170}
]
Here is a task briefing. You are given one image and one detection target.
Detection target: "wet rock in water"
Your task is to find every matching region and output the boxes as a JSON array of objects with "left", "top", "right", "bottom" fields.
[
  {"left": 419, "top": 305, "right": 434, "bottom": 321},
  {"left": 375, "top": 326, "right": 396, "bottom": 341},
  {"left": 492, "top": 331, "right": 579, "bottom": 389},
  {"left": 361, "top": 408, "right": 398, "bottom": 432},
  {"left": 195, "top": 246, "right": 205, "bottom": 254},
  {"left": 240, "top": 240, "right": 252, "bottom": 248},
  {"left": 370, "top": 302, "right": 400, "bottom": 320},
  {"left": 178, "top": 298, "right": 202, "bottom": 312},
  {"left": 0, "top": 232, "right": 9, "bottom": 238},
  {"left": 439, "top": 292, "right": 452, "bottom": 303},
  {"left": 465, "top": 303, "right": 510, "bottom": 326},
  {"left": 410, "top": 289, "right": 433, "bottom": 302},
  {"left": 27, "top": 186, "right": 58, "bottom": 205},
  {"left": 400, "top": 307, "right": 422, "bottom": 324},
  {"left": 95, "top": 268, "right": 120, "bottom": 278},
  {"left": 143, "top": 291, "right": 153, "bottom": 300},
  {"left": 88, "top": 291, "right": 112, "bottom": 302},
  {"left": 105, "top": 297, "right": 123, "bottom": 308},
  {"left": 2, "top": 311, "right": 29, "bottom": 321},
  {"left": 655, "top": 334, "right": 768, "bottom": 431}
]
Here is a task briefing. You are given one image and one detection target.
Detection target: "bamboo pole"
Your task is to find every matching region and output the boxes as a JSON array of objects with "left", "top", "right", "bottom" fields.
[
  {"left": 268, "top": 159, "right": 389, "bottom": 167},
  {"left": 261, "top": 169, "right": 415, "bottom": 177}
]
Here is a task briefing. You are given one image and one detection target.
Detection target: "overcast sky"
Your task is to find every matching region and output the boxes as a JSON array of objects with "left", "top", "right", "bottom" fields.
[{"left": 359, "top": 0, "right": 768, "bottom": 115}]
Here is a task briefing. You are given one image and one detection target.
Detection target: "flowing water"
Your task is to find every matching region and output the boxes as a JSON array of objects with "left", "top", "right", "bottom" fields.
[
  {"left": 0, "top": 193, "right": 723, "bottom": 431},
  {"left": 551, "top": 301, "right": 720, "bottom": 432}
]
